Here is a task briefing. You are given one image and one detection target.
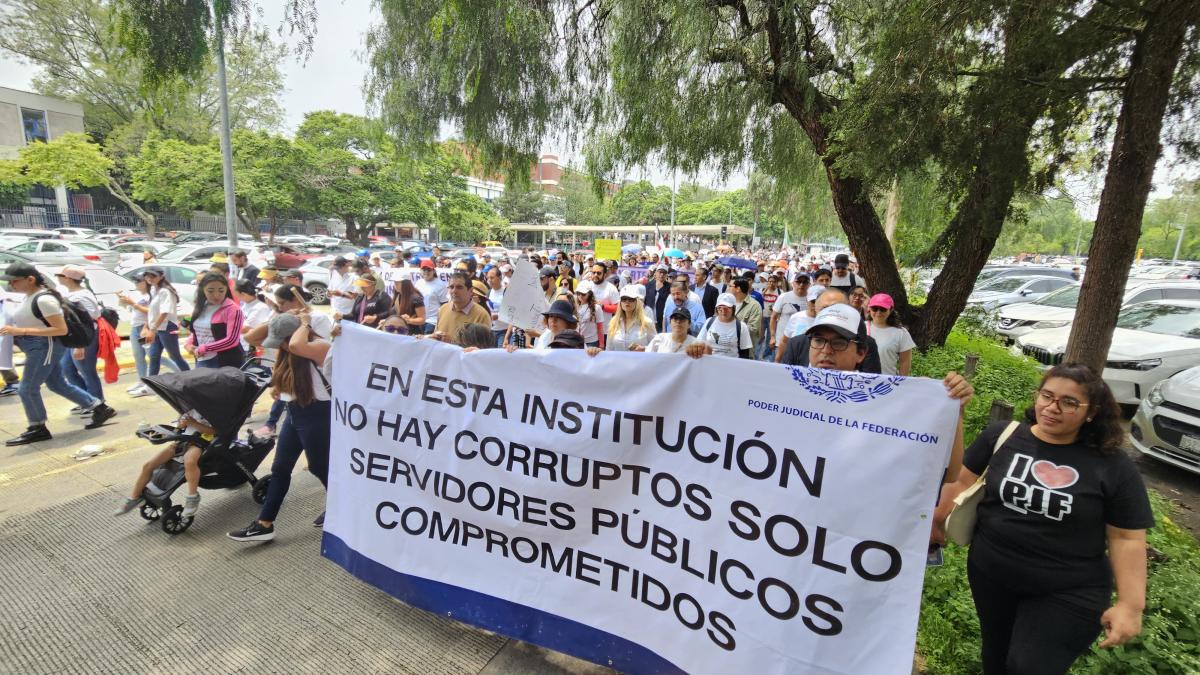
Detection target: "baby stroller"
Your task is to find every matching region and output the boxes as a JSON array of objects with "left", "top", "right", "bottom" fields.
[{"left": 134, "top": 360, "right": 276, "bottom": 535}]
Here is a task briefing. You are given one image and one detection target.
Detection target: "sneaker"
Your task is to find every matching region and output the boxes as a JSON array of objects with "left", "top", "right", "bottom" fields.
[
  {"left": 6, "top": 424, "right": 51, "bottom": 446},
  {"left": 228, "top": 521, "right": 275, "bottom": 543},
  {"left": 313, "top": 512, "right": 325, "bottom": 528},
  {"left": 125, "top": 383, "right": 143, "bottom": 393},
  {"left": 252, "top": 425, "right": 276, "bottom": 438},
  {"left": 84, "top": 404, "right": 117, "bottom": 429},
  {"left": 114, "top": 497, "right": 142, "bottom": 516},
  {"left": 182, "top": 494, "right": 200, "bottom": 518},
  {"left": 129, "top": 385, "right": 152, "bottom": 399},
  {"left": 70, "top": 405, "right": 87, "bottom": 415},
  {"left": 0, "top": 383, "right": 17, "bottom": 397}
]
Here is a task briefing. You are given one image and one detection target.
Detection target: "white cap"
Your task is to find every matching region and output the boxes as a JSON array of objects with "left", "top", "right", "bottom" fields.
[
  {"left": 620, "top": 285, "right": 641, "bottom": 300},
  {"left": 807, "top": 284, "right": 826, "bottom": 302},
  {"left": 806, "top": 304, "right": 862, "bottom": 340},
  {"left": 716, "top": 292, "right": 737, "bottom": 309},
  {"left": 575, "top": 280, "right": 594, "bottom": 295}
]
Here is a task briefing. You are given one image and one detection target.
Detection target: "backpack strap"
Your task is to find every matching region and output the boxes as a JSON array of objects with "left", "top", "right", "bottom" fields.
[{"left": 29, "top": 291, "right": 50, "bottom": 327}]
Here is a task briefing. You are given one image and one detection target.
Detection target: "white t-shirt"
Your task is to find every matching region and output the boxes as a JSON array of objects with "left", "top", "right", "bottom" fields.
[
  {"left": 127, "top": 291, "right": 151, "bottom": 329},
  {"left": 192, "top": 305, "right": 218, "bottom": 361},
  {"left": 786, "top": 311, "right": 815, "bottom": 338},
  {"left": 697, "top": 318, "right": 752, "bottom": 358},
  {"left": 488, "top": 287, "right": 507, "bottom": 331},
  {"left": 533, "top": 329, "right": 555, "bottom": 351},
  {"left": 280, "top": 352, "right": 333, "bottom": 403},
  {"left": 576, "top": 304, "right": 599, "bottom": 344},
  {"left": 330, "top": 269, "right": 357, "bottom": 315},
  {"left": 147, "top": 287, "right": 179, "bottom": 328},
  {"left": 240, "top": 299, "right": 272, "bottom": 350},
  {"left": 64, "top": 288, "right": 101, "bottom": 320},
  {"left": 11, "top": 292, "right": 62, "bottom": 329},
  {"left": 870, "top": 324, "right": 916, "bottom": 376},
  {"left": 591, "top": 281, "right": 620, "bottom": 324},
  {"left": 646, "top": 332, "right": 697, "bottom": 354},
  {"left": 606, "top": 319, "right": 654, "bottom": 351},
  {"left": 772, "top": 291, "right": 806, "bottom": 342},
  {"left": 415, "top": 277, "right": 449, "bottom": 327},
  {"left": 828, "top": 271, "right": 856, "bottom": 288}
]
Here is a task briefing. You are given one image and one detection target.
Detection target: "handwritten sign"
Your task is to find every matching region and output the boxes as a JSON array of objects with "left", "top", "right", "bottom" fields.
[
  {"left": 594, "top": 239, "right": 622, "bottom": 261},
  {"left": 497, "top": 259, "right": 547, "bottom": 329}
]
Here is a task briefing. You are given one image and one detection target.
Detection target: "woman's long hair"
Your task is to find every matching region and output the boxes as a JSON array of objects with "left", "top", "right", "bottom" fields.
[
  {"left": 575, "top": 287, "right": 597, "bottom": 322},
  {"left": 1023, "top": 362, "right": 1125, "bottom": 455},
  {"left": 394, "top": 279, "right": 423, "bottom": 316},
  {"left": 25, "top": 269, "right": 65, "bottom": 305},
  {"left": 608, "top": 297, "right": 654, "bottom": 338},
  {"left": 191, "top": 272, "right": 229, "bottom": 323},
  {"left": 148, "top": 270, "right": 180, "bottom": 303},
  {"left": 270, "top": 335, "right": 320, "bottom": 407}
]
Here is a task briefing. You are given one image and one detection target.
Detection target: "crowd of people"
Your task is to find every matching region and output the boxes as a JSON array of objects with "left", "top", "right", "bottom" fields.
[{"left": 0, "top": 237, "right": 1153, "bottom": 673}]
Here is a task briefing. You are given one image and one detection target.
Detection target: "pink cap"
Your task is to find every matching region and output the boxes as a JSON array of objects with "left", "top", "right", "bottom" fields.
[{"left": 868, "top": 293, "right": 894, "bottom": 310}]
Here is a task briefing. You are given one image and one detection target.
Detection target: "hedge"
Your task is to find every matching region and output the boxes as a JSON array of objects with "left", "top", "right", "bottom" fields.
[{"left": 910, "top": 331, "right": 1200, "bottom": 674}]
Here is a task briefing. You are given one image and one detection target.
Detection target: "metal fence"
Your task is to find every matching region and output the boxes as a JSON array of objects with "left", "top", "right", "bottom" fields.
[{"left": 0, "top": 207, "right": 338, "bottom": 236}]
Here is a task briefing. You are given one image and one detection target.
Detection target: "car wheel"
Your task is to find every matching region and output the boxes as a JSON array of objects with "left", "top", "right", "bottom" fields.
[{"left": 307, "top": 282, "right": 329, "bottom": 305}]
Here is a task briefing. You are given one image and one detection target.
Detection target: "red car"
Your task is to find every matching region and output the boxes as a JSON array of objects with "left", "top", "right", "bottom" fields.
[{"left": 267, "top": 244, "right": 318, "bottom": 269}]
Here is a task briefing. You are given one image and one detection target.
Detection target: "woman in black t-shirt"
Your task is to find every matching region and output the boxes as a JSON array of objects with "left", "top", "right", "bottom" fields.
[{"left": 934, "top": 363, "right": 1153, "bottom": 674}]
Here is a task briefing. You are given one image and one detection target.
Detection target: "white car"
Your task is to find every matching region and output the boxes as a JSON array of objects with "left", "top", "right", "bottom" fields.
[
  {"left": 1132, "top": 366, "right": 1200, "bottom": 475},
  {"left": 0, "top": 228, "right": 63, "bottom": 240},
  {"left": 156, "top": 243, "right": 274, "bottom": 268},
  {"left": 996, "top": 280, "right": 1200, "bottom": 341},
  {"left": 965, "top": 275, "right": 1076, "bottom": 312},
  {"left": 7, "top": 239, "right": 121, "bottom": 269},
  {"left": 295, "top": 256, "right": 339, "bottom": 304},
  {"left": 111, "top": 242, "right": 176, "bottom": 273},
  {"left": 1015, "top": 300, "right": 1200, "bottom": 405},
  {"left": 55, "top": 227, "right": 96, "bottom": 239}
]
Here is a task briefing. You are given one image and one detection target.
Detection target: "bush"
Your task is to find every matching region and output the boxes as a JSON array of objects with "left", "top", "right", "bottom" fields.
[{"left": 912, "top": 332, "right": 1200, "bottom": 674}]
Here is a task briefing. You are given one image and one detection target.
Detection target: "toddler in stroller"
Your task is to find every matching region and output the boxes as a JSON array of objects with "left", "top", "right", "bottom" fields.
[{"left": 112, "top": 362, "right": 277, "bottom": 535}]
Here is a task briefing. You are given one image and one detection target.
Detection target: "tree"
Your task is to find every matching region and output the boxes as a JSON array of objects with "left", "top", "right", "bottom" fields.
[
  {"left": 16, "top": 133, "right": 160, "bottom": 236},
  {"left": 495, "top": 187, "right": 548, "bottom": 224},
  {"left": 0, "top": 161, "right": 31, "bottom": 209},
  {"left": 359, "top": 0, "right": 1159, "bottom": 348},
  {"left": 610, "top": 181, "right": 671, "bottom": 227},
  {"left": 1064, "top": 2, "right": 1200, "bottom": 373},
  {"left": 554, "top": 171, "right": 612, "bottom": 228},
  {"left": 0, "top": 0, "right": 286, "bottom": 142}
]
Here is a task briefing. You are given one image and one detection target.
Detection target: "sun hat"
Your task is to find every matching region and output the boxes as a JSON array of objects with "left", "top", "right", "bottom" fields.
[{"left": 542, "top": 299, "right": 578, "bottom": 324}]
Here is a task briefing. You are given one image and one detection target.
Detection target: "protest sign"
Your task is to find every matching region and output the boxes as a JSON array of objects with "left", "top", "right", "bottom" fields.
[
  {"left": 497, "top": 259, "right": 547, "bottom": 330},
  {"left": 324, "top": 323, "right": 959, "bottom": 674},
  {"left": 378, "top": 267, "right": 455, "bottom": 298},
  {"left": 621, "top": 265, "right": 694, "bottom": 283},
  {"left": 594, "top": 239, "right": 622, "bottom": 261}
]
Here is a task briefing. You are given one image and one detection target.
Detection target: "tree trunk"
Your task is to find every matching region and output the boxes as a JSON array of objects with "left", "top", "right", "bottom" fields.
[
  {"left": 1063, "top": 3, "right": 1197, "bottom": 373},
  {"left": 105, "top": 177, "right": 156, "bottom": 239},
  {"left": 883, "top": 177, "right": 900, "bottom": 247},
  {"left": 237, "top": 201, "right": 261, "bottom": 241}
]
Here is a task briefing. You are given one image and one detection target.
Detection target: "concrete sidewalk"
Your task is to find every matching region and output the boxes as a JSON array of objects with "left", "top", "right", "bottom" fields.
[{"left": 0, "top": 367, "right": 610, "bottom": 675}]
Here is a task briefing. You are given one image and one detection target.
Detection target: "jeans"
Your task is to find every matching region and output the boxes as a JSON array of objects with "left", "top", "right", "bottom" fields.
[
  {"left": 60, "top": 335, "right": 103, "bottom": 401},
  {"left": 147, "top": 323, "right": 190, "bottom": 375},
  {"left": 266, "top": 399, "right": 285, "bottom": 429},
  {"left": 130, "top": 326, "right": 178, "bottom": 380},
  {"left": 492, "top": 329, "right": 506, "bottom": 348},
  {"left": 259, "top": 399, "right": 331, "bottom": 522},
  {"left": 14, "top": 335, "right": 99, "bottom": 425},
  {"left": 758, "top": 318, "right": 775, "bottom": 361}
]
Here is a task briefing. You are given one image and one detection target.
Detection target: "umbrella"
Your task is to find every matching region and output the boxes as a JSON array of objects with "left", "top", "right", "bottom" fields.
[
  {"left": 621, "top": 243, "right": 643, "bottom": 254},
  {"left": 717, "top": 256, "right": 758, "bottom": 270},
  {"left": 663, "top": 248, "right": 686, "bottom": 259}
]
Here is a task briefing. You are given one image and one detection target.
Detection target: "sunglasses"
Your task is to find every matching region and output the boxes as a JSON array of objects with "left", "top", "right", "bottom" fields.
[
  {"left": 382, "top": 325, "right": 406, "bottom": 334},
  {"left": 869, "top": 306, "right": 889, "bottom": 312}
]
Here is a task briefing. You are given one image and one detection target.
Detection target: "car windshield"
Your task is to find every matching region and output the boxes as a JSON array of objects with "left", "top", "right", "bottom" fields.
[
  {"left": 73, "top": 241, "right": 106, "bottom": 251},
  {"left": 1116, "top": 304, "right": 1200, "bottom": 338},
  {"left": 157, "top": 246, "right": 196, "bottom": 262},
  {"left": 976, "top": 277, "right": 1028, "bottom": 293},
  {"left": 1034, "top": 284, "right": 1081, "bottom": 308}
]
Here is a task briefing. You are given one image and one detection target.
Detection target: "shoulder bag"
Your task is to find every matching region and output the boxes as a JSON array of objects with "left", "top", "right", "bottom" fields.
[{"left": 945, "top": 420, "right": 1019, "bottom": 546}]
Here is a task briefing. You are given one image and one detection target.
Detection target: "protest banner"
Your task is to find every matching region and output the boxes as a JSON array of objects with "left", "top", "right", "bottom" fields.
[
  {"left": 324, "top": 322, "right": 959, "bottom": 674},
  {"left": 497, "top": 259, "right": 547, "bottom": 330},
  {"left": 594, "top": 239, "right": 622, "bottom": 261},
  {"left": 620, "top": 266, "right": 695, "bottom": 283}
]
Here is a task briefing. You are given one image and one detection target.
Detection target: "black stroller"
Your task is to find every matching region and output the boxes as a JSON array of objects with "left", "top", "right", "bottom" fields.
[{"left": 133, "top": 361, "right": 276, "bottom": 535}]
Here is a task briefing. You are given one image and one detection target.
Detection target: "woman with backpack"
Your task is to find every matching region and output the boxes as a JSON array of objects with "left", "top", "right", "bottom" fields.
[
  {"left": 0, "top": 263, "right": 116, "bottom": 446},
  {"left": 54, "top": 265, "right": 105, "bottom": 405},
  {"left": 185, "top": 272, "right": 246, "bottom": 368},
  {"left": 142, "top": 267, "right": 190, "bottom": 376}
]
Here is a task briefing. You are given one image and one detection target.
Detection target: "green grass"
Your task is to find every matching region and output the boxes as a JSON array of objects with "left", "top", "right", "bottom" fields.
[{"left": 912, "top": 331, "right": 1200, "bottom": 674}]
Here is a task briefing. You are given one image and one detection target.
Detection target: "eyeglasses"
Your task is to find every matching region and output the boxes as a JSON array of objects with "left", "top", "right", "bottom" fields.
[
  {"left": 809, "top": 335, "right": 857, "bottom": 352},
  {"left": 620, "top": 297, "right": 636, "bottom": 302},
  {"left": 1036, "top": 390, "right": 1088, "bottom": 414},
  {"left": 852, "top": 293, "right": 869, "bottom": 300},
  {"left": 869, "top": 306, "right": 889, "bottom": 313},
  {"left": 382, "top": 325, "right": 405, "bottom": 334}
]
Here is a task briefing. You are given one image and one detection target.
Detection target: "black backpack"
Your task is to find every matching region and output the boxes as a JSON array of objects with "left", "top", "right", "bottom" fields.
[{"left": 30, "top": 291, "right": 97, "bottom": 348}]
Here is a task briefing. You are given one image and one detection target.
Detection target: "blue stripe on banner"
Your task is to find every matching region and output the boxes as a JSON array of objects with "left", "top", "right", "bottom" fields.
[{"left": 321, "top": 531, "right": 685, "bottom": 674}]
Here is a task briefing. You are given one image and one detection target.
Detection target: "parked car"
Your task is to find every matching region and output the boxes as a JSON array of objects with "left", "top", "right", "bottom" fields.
[
  {"left": 112, "top": 242, "right": 177, "bottom": 273},
  {"left": 482, "top": 246, "right": 510, "bottom": 260},
  {"left": 55, "top": 227, "right": 95, "bottom": 239},
  {"left": 996, "top": 280, "right": 1200, "bottom": 341},
  {"left": 171, "top": 232, "right": 224, "bottom": 245},
  {"left": 6, "top": 239, "right": 120, "bottom": 268},
  {"left": 120, "top": 260, "right": 202, "bottom": 285},
  {"left": 156, "top": 243, "right": 273, "bottom": 268},
  {"left": 922, "top": 265, "right": 1078, "bottom": 292},
  {"left": 263, "top": 244, "right": 317, "bottom": 269},
  {"left": 448, "top": 247, "right": 478, "bottom": 261},
  {"left": 965, "top": 275, "right": 1076, "bottom": 312},
  {"left": 1015, "top": 300, "right": 1200, "bottom": 405},
  {"left": 295, "top": 256, "right": 338, "bottom": 305},
  {"left": 94, "top": 227, "right": 139, "bottom": 241},
  {"left": 0, "top": 228, "right": 62, "bottom": 240},
  {"left": 1132, "top": 366, "right": 1200, "bottom": 475}
]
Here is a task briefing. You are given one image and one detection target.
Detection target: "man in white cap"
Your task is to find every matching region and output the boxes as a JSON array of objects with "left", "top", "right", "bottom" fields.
[
  {"left": 689, "top": 293, "right": 753, "bottom": 358},
  {"left": 780, "top": 288, "right": 882, "bottom": 373}
]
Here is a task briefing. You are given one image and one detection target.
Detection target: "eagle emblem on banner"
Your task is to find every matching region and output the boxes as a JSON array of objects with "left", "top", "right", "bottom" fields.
[{"left": 787, "top": 367, "right": 904, "bottom": 403}]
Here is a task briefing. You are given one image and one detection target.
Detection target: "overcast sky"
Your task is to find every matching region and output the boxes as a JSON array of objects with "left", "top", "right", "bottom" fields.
[{"left": 1, "top": 1, "right": 1193, "bottom": 206}]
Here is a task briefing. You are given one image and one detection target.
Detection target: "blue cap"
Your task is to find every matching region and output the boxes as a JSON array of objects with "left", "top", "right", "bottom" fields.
[{"left": 357, "top": 249, "right": 370, "bottom": 257}]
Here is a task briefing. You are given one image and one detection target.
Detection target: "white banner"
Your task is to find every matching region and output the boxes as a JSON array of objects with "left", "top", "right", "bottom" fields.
[{"left": 324, "top": 322, "right": 959, "bottom": 674}]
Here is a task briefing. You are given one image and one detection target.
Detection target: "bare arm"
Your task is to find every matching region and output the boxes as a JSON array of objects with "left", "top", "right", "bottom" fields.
[
  {"left": 1099, "top": 526, "right": 1147, "bottom": 648},
  {"left": 0, "top": 311, "right": 67, "bottom": 337},
  {"left": 288, "top": 320, "right": 331, "bottom": 363},
  {"left": 898, "top": 349, "right": 913, "bottom": 376}
]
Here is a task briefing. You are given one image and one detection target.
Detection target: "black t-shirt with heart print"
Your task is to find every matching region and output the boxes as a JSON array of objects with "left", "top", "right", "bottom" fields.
[{"left": 963, "top": 421, "right": 1154, "bottom": 601}]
